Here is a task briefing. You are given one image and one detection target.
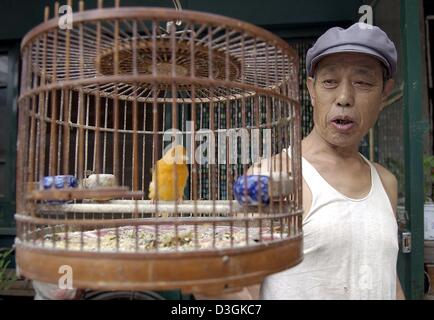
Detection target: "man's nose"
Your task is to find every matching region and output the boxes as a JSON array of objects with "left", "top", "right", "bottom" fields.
[{"left": 335, "top": 81, "right": 354, "bottom": 107}]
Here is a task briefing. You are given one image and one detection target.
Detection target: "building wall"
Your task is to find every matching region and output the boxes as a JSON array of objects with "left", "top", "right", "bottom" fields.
[{"left": 0, "top": 0, "right": 362, "bottom": 41}]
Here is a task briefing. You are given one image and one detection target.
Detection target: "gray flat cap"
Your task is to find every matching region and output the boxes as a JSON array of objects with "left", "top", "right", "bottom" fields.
[{"left": 306, "top": 22, "right": 397, "bottom": 78}]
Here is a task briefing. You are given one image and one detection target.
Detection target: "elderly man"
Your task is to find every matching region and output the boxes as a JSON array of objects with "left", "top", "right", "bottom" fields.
[
  {"left": 202, "top": 23, "right": 404, "bottom": 300},
  {"left": 251, "top": 22, "right": 405, "bottom": 300},
  {"left": 202, "top": 22, "right": 404, "bottom": 300}
]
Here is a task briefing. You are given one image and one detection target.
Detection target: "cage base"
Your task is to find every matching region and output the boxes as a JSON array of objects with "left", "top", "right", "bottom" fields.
[{"left": 15, "top": 235, "right": 302, "bottom": 295}]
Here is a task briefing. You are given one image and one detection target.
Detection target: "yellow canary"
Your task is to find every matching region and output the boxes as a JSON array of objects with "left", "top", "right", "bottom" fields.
[{"left": 148, "top": 145, "right": 189, "bottom": 206}]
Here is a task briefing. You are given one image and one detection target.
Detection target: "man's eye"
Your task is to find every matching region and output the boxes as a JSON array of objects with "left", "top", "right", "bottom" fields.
[
  {"left": 354, "top": 81, "right": 373, "bottom": 88},
  {"left": 322, "top": 79, "right": 338, "bottom": 88}
]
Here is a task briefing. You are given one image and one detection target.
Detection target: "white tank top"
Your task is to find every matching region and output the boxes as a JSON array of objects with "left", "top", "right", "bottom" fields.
[{"left": 260, "top": 153, "right": 399, "bottom": 300}]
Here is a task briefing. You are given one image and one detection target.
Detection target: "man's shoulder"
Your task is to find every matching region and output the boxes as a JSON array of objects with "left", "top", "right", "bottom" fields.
[
  {"left": 372, "top": 161, "right": 398, "bottom": 215},
  {"left": 372, "top": 162, "right": 398, "bottom": 188}
]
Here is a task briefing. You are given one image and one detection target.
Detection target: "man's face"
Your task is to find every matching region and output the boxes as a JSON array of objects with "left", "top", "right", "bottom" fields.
[{"left": 306, "top": 52, "right": 394, "bottom": 149}]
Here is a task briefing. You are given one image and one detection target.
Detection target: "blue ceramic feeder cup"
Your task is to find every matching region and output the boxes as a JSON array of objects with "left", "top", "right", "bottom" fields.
[
  {"left": 233, "top": 175, "right": 270, "bottom": 206},
  {"left": 41, "top": 175, "right": 79, "bottom": 204}
]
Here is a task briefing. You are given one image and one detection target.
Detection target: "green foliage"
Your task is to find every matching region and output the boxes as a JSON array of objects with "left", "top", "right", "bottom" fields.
[
  {"left": 0, "top": 247, "right": 16, "bottom": 291},
  {"left": 423, "top": 155, "right": 434, "bottom": 202}
]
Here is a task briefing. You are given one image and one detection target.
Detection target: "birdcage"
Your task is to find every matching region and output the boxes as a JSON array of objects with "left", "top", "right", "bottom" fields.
[{"left": 15, "top": 2, "right": 303, "bottom": 295}]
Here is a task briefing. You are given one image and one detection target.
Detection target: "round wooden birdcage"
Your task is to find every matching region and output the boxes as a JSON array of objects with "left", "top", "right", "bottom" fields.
[{"left": 15, "top": 3, "right": 303, "bottom": 295}]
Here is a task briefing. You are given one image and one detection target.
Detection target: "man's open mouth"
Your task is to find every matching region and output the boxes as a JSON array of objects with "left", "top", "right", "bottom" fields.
[
  {"left": 332, "top": 119, "right": 352, "bottom": 124},
  {"left": 330, "top": 116, "right": 355, "bottom": 131}
]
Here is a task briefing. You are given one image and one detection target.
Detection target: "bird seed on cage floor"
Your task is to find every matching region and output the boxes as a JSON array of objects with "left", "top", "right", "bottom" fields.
[{"left": 40, "top": 224, "right": 288, "bottom": 252}]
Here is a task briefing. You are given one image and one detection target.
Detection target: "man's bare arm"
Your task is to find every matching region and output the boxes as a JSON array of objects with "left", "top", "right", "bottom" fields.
[{"left": 396, "top": 277, "right": 405, "bottom": 300}]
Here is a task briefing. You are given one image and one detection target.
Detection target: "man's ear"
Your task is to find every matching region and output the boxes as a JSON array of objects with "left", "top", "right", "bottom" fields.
[
  {"left": 306, "top": 77, "right": 316, "bottom": 107},
  {"left": 381, "top": 78, "right": 395, "bottom": 109}
]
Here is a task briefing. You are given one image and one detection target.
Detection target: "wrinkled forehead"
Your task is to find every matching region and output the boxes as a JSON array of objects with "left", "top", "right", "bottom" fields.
[{"left": 315, "top": 52, "right": 384, "bottom": 77}]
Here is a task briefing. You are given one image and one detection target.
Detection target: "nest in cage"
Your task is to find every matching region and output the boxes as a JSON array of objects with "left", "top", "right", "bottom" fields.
[{"left": 97, "top": 38, "right": 242, "bottom": 83}]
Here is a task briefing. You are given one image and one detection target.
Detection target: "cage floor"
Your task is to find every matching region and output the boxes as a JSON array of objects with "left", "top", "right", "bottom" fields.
[{"left": 38, "top": 224, "right": 287, "bottom": 253}]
